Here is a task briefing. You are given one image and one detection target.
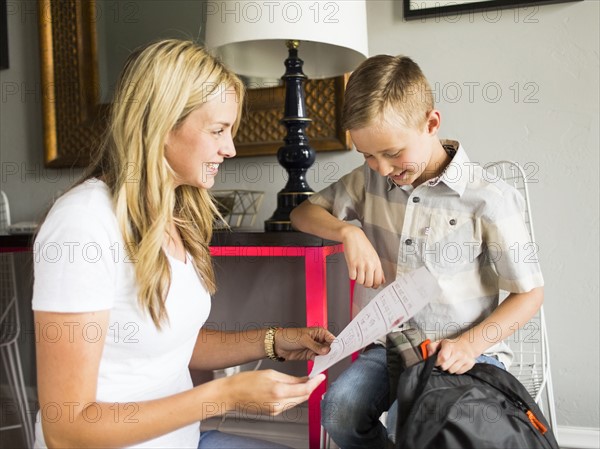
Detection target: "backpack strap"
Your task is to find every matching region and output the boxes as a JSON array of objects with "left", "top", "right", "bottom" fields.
[
  {"left": 395, "top": 353, "right": 438, "bottom": 449},
  {"left": 406, "top": 352, "right": 437, "bottom": 406}
]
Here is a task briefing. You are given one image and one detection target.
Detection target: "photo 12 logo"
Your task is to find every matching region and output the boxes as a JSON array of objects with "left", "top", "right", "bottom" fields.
[{"left": 204, "top": 1, "right": 340, "bottom": 25}]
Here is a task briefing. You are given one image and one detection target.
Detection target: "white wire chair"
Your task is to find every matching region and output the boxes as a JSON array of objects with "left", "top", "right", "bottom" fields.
[
  {"left": 0, "top": 190, "right": 35, "bottom": 447},
  {"left": 485, "top": 160, "right": 557, "bottom": 431}
]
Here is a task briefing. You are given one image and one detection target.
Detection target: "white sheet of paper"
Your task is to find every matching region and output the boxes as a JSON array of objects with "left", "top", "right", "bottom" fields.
[{"left": 309, "top": 266, "right": 440, "bottom": 378}]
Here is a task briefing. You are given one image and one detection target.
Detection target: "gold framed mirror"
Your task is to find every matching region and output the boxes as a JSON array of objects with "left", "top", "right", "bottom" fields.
[{"left": 38, "top": 0, "right": 351, "bottom": 168}]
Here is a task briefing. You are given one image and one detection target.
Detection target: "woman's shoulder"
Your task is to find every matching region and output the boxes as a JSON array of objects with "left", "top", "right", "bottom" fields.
[
  {"left": 37, "top": 179, "right": 119, "bottom": 242},
  {"left": 57, "top": 178, "right": 111, "bottom": 206},
  {"left": 49, "top": 179, "right": 113, "bottom": 219}
]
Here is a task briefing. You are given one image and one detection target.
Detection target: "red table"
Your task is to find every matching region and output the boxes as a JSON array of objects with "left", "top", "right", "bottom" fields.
[
  {"left": 1, "top": 231, "right": 344, "bottom": 449},
  {"left": 210, "top": 231, "right": 344, "bottom": 449}
]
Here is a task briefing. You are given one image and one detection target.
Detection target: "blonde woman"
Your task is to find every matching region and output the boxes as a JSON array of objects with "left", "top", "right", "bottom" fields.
[{"left": 32, "top": 39, "right": 332, "bottom": 449}]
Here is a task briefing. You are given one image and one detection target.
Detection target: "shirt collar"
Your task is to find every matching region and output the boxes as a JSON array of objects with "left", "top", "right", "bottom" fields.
[{"left": 426, "top": 140, "right": 470, "bottom": 197}]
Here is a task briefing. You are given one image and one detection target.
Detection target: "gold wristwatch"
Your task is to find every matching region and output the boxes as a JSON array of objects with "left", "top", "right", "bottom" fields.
[{"left": 264, "top": 327, "right": 285, "bottom": 362}]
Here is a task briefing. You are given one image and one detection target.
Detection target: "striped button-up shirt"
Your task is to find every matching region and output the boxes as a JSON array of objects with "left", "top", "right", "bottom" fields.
[{"left": 309, "top": 140, "right": 544, "bottom": 366}]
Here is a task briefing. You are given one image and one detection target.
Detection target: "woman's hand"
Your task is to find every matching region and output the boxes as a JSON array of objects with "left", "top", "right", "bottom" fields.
[
  {"left": 219, "top": 370, "right": 326, "bottom": 416},
  {"left": 274, "top": 327, "right": 335, "bottom": 361},
  {"left": 341, "top": 226, "right": 385, "bottom": 288},
  {"left": 427, "top": 338, "right": 478, "bottom": 374}
]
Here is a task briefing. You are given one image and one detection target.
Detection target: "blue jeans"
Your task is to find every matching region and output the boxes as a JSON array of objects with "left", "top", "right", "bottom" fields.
[
  {"left": 198, "top": 430, "right": 292, "bottom": 448},
  {"left": 321, "top": 345, "right": 505, "bottom": 449}
]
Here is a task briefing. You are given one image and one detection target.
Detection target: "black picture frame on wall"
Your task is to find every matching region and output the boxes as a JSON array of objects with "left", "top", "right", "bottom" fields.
[
  {"left": 0, "top": 0, "right": 8, "bottom": 70},
  {"left": 403, "top": 0, "right": 582, "bottom": 20}
]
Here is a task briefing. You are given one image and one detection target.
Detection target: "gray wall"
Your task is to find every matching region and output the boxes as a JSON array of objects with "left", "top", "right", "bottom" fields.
[{"left": 0, "top": 0, "right": 598, "bottom": 431}]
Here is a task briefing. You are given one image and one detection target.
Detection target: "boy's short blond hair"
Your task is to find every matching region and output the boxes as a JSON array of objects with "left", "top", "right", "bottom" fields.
[{"left": 342, "top": 55, "right": 434, "bottom": 131}]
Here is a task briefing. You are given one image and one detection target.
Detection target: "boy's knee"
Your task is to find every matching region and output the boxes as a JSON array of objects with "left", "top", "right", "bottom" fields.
[{"left": 321, "top": 388, "right": 370, "bottom": 430}]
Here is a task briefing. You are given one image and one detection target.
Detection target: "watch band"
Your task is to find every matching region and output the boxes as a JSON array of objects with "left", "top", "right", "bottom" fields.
[{"left": 264, "top": 326, "right": 285, "bottom": 362}]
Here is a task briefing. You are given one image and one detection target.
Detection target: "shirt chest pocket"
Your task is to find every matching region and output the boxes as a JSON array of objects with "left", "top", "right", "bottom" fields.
[{"left": 423, "top": 212, "right": 482, "bottom": 268}]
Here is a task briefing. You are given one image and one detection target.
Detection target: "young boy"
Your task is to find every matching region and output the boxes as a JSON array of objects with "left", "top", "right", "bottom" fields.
[{"left": 290, "top": 55, "right": 544, "bottom": 449}]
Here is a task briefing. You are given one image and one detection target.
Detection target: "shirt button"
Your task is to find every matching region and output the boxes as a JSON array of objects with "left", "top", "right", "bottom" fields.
[
  {"left": 412, "top": 197, "right": 420, "bottom": 203},
  {"left": 449, "top": 219, "right": 457, "bottom": 225},
  {"left": 405, "top": 239, "right": 413, "bottom": 246}
]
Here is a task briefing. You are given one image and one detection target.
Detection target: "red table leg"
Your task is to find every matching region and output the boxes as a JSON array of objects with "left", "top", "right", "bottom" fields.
[{"left": 305, "top": 247, "right": 328, "bottom": 449}]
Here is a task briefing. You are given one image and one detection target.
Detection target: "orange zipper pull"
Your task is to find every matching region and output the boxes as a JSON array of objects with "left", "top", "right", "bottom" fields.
[
  {"left": 526, "top": 410, "right": 548, "bottom": 434},
  {"left": 419, "top": 339, "right": 431, "bottom": 359}
]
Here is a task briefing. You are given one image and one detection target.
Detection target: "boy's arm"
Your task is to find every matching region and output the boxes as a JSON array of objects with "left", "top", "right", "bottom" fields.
[
  {"left": 428, "top": 286, "right": 544, "bottom": 374},
  {"left": 291, "top": 201, "right": 385, "bottom": 288},
  {"left": 291, "top": 200, "right": 354, "bottom": 242}
]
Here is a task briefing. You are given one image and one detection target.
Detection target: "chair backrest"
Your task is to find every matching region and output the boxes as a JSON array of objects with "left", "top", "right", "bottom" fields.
[
  {"left": 484, "top": 160, "right": 556, "bottom": 430},
  {"left": 484, "top": 161, "right": 535, "bottom": 239}
]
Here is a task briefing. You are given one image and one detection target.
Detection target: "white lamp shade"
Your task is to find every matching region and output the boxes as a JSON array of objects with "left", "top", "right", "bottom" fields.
[{"left": 204, "top": 1, "right": 369, "bottom": 79}]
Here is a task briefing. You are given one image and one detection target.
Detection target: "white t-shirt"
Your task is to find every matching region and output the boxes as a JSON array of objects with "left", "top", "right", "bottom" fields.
[{"left": 32, "top": 179, "right": 211, "bottom": 448}]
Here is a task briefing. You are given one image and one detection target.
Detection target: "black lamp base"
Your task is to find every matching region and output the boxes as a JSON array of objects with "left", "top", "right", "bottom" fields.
[
  {"left": 264, "top": 40, "right": 316, "bottom": 232},
  {"left": 264, "top": 191, "right": 313, "bottom": 231}
]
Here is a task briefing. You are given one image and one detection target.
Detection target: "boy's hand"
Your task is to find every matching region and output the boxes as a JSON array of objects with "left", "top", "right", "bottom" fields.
[
  {"left": 341, "top": 226, "right": 385, "bottom": 288},
  {"left": 427, "top": 339, "right": 477, "bottom": 374}
]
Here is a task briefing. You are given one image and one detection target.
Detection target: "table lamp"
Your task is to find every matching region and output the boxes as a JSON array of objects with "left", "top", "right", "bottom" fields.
[{"left": 205, "top": 0, "right": 368, "bottom": 231}]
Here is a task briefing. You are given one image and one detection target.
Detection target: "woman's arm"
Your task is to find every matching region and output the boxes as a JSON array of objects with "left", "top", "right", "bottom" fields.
[
  {"left": 189, "top": 327, "right": 335, "bottom": 371},
  {"left": 36, "top": 310, "right": 325, "bottom": 449}
]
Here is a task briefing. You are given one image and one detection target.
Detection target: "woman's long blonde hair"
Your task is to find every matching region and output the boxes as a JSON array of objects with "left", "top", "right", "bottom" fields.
[{"left": 85, "top": 39, "right": 244, "bottom": 328}]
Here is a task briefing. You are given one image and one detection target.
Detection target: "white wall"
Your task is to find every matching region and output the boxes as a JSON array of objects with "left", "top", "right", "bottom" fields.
[{"left": 0, "top": 0, "right": 598, "bottom": 430}]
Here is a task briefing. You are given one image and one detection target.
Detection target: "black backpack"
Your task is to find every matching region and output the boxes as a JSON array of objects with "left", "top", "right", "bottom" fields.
[{"left": 394, "top": 353, "right": 559, "bottom": 449}]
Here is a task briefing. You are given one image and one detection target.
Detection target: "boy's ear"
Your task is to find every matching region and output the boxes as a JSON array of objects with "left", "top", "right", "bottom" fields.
[{"left": 425, "top": 110, "right": 441, "bottom": 135}]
